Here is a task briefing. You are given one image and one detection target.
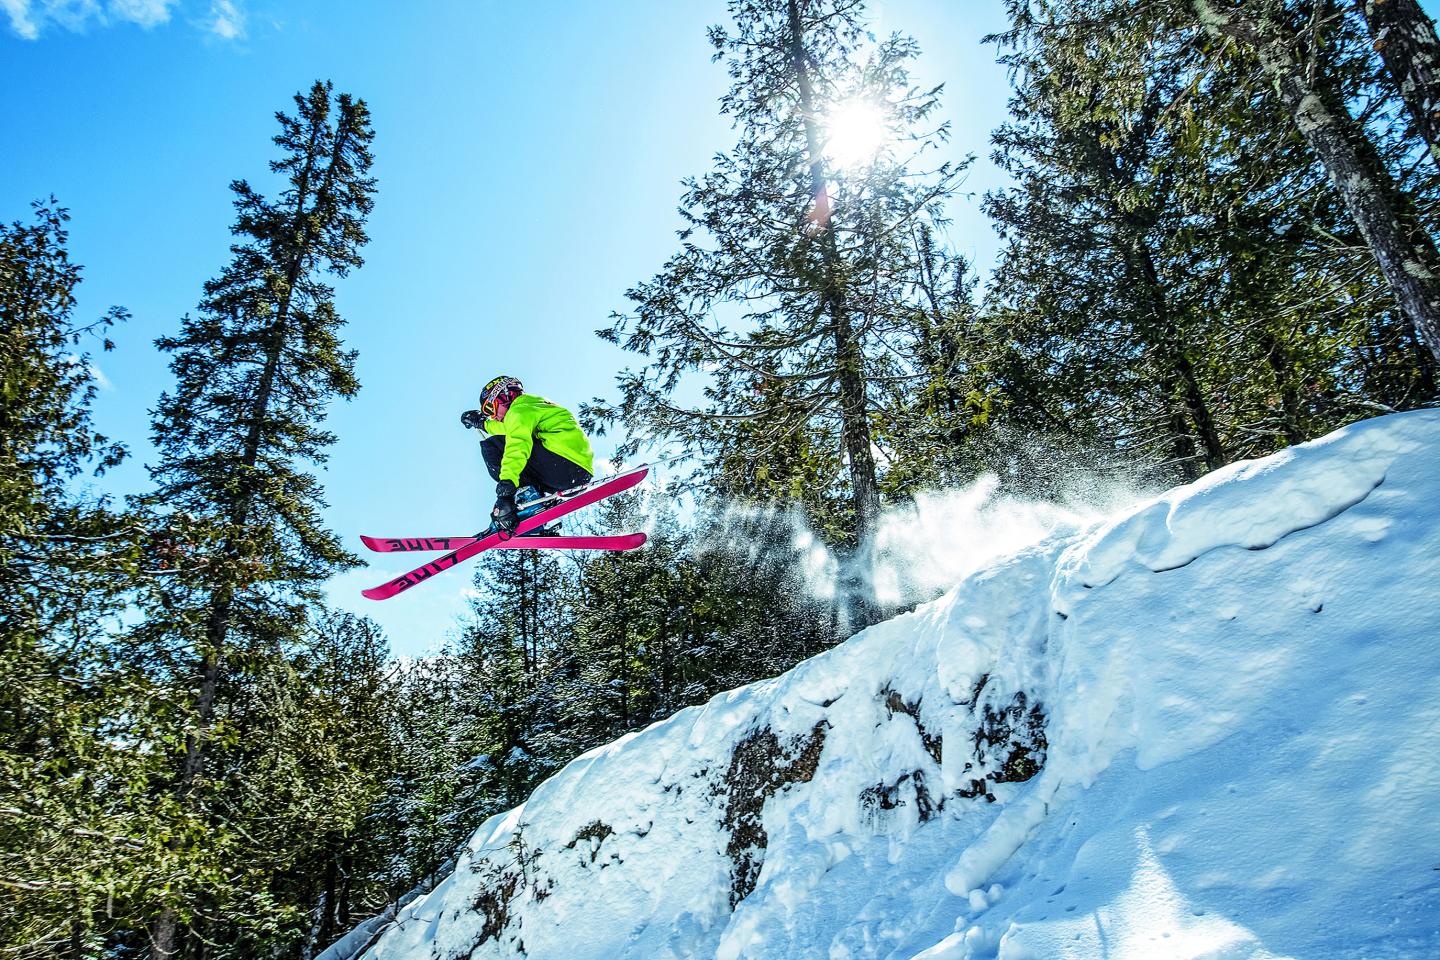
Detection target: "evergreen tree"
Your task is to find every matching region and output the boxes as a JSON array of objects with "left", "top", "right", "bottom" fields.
[
  {"left": 592, "top": 0, "right": 968, "bottom": 626},
  {"left": 361, "top": 651, "right": 507, "bottom": 910},
  {"left": 978, "top": 0, "right": 1435, "bottom": 479},
  {"left": 1187, "top": 0, "right": 1440, "bottom": 363},
  {"left": 230, "top": 611, "right": 396, "bottom": 957},
  {"left": 560, "top": 493, "right": 840, "bottom": 746},
  {"left": 0, "top": 202, "right": 152, "bottom": 956},
  {"left": 453, "top": 547, "right": 576, "bottom": 814},
  {"left": 984, "top": 2, "right": 1232, "bottom": 476},
  {"left": 137, "top": 80, "right": 376, "bottom": 958},
  {"left": 868, "top": 227, "right": 987, "bottom": 493}
]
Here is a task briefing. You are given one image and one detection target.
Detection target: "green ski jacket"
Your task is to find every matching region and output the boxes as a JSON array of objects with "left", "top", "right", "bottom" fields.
[{"left": 484, "top": 394, "right": 595, "bottom": 485}]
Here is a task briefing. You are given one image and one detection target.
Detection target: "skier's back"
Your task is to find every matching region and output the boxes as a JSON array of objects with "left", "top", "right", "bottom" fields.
[{"left": 462, "top": 375, "right": 594, "bottom": 533}]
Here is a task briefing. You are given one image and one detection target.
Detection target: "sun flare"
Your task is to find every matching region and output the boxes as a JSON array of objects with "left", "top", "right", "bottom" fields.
[{"left": 821, "top": 98, "right": 890, "bottom": 169}]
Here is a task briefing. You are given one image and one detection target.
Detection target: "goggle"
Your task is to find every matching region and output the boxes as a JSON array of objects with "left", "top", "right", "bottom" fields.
[{"left": 481, "top": 381, "right": 515, "bottom": 418}]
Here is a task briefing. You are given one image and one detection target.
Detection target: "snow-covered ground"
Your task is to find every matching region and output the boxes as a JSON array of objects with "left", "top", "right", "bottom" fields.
[{"left": 336, "top": 411, "right": 1440, "bottom": 960}]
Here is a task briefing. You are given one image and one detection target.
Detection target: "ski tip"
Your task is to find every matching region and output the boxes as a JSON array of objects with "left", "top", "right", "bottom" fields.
[
  {"left": 361, "top": 577, "right": 408, "bottom": 601},
  {"left": 360, "top": 535, "right": 383, "bottom": 551}
]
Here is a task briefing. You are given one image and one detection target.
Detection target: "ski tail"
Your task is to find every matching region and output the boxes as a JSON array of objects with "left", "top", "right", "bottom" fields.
[{"left": 361, "top": 535, "right": 468, "bottom": 553}]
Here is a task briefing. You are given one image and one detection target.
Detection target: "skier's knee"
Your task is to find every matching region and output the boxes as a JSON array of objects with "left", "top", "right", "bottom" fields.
[{"left": 480, "top": 435, "right": 505, "bottom": 479}]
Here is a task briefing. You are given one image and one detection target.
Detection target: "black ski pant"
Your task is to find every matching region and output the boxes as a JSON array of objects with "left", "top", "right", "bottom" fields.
[{"left": 481, "top": 434, "right": 592, "bottom": 495}]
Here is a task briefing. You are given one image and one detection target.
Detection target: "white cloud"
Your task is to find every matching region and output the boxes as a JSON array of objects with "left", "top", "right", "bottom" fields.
[
  {"left": 206, "top": 0, "right": 241, "bottom": 39},
  {"left": 87, "top": 361, "right": 113, "bottom": 391},
  {"left": 62, "top": 354, "right": 114, "bottom": 391},
  {"left": 38, "top": 0, "right": 102, "bottom": 32},
  {"left": 2, "top": 0, "right": 41, "bottom": 38},
  {"left": 109, "top": 0, "right": 174, "bottom": 28},
  {"left": 2, "top": 0, "right": 213, "bottom": 39}
]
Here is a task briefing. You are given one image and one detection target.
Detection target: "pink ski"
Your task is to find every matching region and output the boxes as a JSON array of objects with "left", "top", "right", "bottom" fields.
[
  {"left": 361, "top": 533, "right": 647, "bottom": 553},
  {"left": 361, "top": 466, "right": 649, "bottom": 601}
]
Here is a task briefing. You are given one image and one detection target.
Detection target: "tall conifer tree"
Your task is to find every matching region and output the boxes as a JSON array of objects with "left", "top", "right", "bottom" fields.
[
  {"left": 141, "top": 80, "right": 376, "bottom": 957},
  {"left": 0, "top": 202, "right": 146, "bottom": 957},
  {"left": 980, "top": 0, "right": 1435, "bottom": 476},
  {"left": 593, "top": 0, "right": 966, "bottom": 627},
  {"left": 1189, "top": 0, "right": 1440, "bottom": 363}
]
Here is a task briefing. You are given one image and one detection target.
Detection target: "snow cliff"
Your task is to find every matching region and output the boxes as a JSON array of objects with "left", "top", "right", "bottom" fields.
[{"left": 342, "top": 411, "right": 1440, "bottom": 960}]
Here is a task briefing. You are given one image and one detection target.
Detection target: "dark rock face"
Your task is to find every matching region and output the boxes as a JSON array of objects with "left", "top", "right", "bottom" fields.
[{"left": 715, "top": 722, "right": 829, "bottom": 906}]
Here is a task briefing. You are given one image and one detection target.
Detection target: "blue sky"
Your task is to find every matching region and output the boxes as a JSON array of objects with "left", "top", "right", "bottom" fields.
[{"left": 2, "top": 0, "right": 1016, "bottom": 655}]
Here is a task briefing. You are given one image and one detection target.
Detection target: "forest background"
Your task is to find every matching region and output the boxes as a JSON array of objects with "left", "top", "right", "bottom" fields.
[{"left": 4, "top": 0, "right": 1438, "bottom": 956}]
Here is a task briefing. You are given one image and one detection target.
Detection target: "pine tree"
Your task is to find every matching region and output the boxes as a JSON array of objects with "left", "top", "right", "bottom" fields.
[
  {"left": 983, "top": 3, "right": 1232, "bottom": 477},
  {"left": 870, "top": 226, "right": 987, "bottom": 493},
  {"left": 0, "top": 202, "right": 132, "bottom": 655},
  {"left": 263, "top": 611, "right": 395, "bottom": 956},
  {"left": 979, "top": 0, "right": 1435, "bottom": 478},
  {"left": 371, "top": 656, "right": 471, "bottom": 896},
  {"left": 561, "top": 493, "right": 841, "bottom": 746},
  {"left": 138, "top": 80, "right": 376, "bottom": 957},
  {"left": 592, "top": 0, "right": 968, "bottom": 627},
  {"left": 1188, "top": 0, "right": 1440, "bottom": 363},
  {"left": 0, "top": 202, "right": 151, "bottom": 956}
]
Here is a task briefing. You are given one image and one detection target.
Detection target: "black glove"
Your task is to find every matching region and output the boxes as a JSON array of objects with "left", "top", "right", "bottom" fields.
[
  {"left": 461, "top": 409, "right": 484, "bottom": 430},
  {"left": 491, "top": 479, "right": 519, "bottom": 533}
]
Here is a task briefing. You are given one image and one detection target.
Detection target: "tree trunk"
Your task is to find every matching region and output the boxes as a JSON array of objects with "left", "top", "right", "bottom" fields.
[
  {"left": 1260, "top": 328, "right": 1306, "bottom": 444},
  {"left": 1355, "top": 0, "right": 1440, "bottom": 170},
  {"left": 150, "top": 903, "right": 184, "bottom": 958},
  {"left": 320, "top": 836, "right": 338, "bottom": 947},
  {"left": 68, "top": 906, "right": 92, "bottom": 959},
  {"left": 785, "top": 0, "right": 884, "bottom": 627},
  {"left": 338, "top": 850, "right": 354, "bottom": 929},
  {"left": 1174, "top": 350, "right": 1226, "bottom": 469},
  {"left": 1134, "top": 240, "right": 1227, "bottom": 471},
  {"left": 1192, "top": 0, "right": 1440, "bottom": 365}
]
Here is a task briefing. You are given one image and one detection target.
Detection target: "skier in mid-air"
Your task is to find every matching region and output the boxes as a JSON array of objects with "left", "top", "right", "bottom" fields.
[
  {"left": 360, "top": 377, "right": 642, "bottom": 601},
  {"left": 461, "top": 375, "right": 595, "bottom": 535}
]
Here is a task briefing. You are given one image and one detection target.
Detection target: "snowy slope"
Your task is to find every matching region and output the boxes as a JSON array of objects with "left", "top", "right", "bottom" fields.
[{"left": 341, "top": 411, "right": 1440, "bottom": 960}]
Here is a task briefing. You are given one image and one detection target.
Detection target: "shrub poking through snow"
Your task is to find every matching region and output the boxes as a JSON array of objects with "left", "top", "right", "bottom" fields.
[
  {"left": 467, "top": 862, "right": 521, "bottom": 952},
  {"left": 463, "top": 829, "right": 551, "bottom": 953},
  {"left": 959, "top": 689, "right": 1048, "bottom": 801},
  {"left": 860, "top": 769, "right": 940, "bottom": 825},
  {"left": 565, "top": 821, "right": 615, "bottom": 865}
]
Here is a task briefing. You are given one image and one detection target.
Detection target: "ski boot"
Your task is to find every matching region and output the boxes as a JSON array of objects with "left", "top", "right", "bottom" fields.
[{"left": 515, "top": 486, "right": 561, "bottom": 537}]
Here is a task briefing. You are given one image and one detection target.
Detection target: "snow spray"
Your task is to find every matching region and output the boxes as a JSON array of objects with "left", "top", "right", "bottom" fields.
[{"left": 701, "top": 470, "right": 1149, "bottom": 617}]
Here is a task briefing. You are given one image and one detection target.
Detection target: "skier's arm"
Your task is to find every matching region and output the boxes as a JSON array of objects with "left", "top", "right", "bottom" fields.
[{"left": 493, "top": 404, "right": 538, "bottom": 486}]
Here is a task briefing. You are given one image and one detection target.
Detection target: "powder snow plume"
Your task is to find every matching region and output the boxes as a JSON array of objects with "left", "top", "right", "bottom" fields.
[{"left": 700, "top": 467, "right": 1149, "bottom": 616}]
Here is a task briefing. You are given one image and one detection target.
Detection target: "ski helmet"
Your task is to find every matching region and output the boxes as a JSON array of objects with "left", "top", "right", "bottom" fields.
[{"left": 481, "top": 375, "right": 524, "bottom": 418}]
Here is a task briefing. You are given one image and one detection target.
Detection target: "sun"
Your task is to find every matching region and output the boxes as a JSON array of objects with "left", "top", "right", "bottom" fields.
[{"left": 821, "top": 98, "right": 890, "bottom": 170}]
